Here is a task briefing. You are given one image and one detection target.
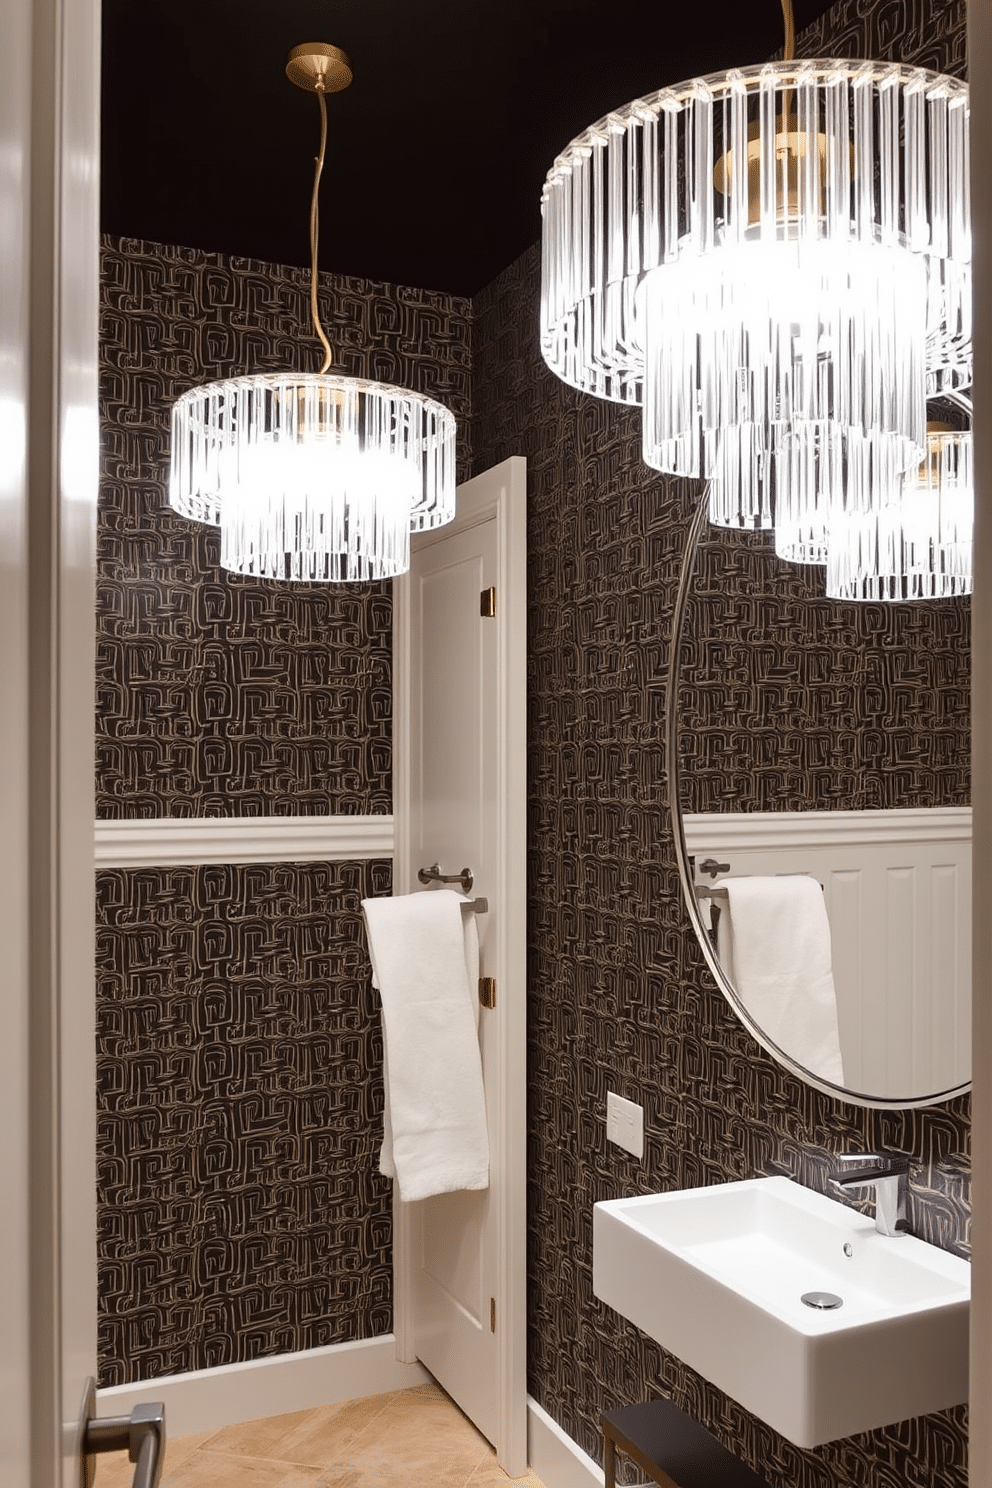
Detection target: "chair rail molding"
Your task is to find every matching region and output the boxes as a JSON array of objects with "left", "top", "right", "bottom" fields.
[
  {"left": 683, "top": 807, "right": 972, "bottom": 854},
  {"left": 94, "top": 814, "right": 395, "bottom": 869}
]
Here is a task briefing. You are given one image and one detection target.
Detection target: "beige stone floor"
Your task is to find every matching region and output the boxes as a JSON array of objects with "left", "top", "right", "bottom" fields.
[{"left": 93, "top": 1381, "right": 547, "bottom": 1488}]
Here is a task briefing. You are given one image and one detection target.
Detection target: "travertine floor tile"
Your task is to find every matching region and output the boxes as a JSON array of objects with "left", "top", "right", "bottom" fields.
[
  {"left": 94, "top": 1383, "right": 545, "bottom": 1488},
  {"left": 348, "top": 1384, "right": 494, "bottom": 1476},
  {"left": 94, "top": 1428, "right": 215, "bottom": 1488},
  {"left": 203, "top": 1393, "right": 392, "bottom": 1468},
  {"left": 467, "top": 1456, "right": 547, "bottom": 1487},
  {"left": 159, "top": 1451, "right": 328, "bottom": 1487}
]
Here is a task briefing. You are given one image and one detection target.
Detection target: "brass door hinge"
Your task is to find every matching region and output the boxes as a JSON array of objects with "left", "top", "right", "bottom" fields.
[
  {"left": 490, "top": 1297, "right": 496, "bottom": 1333},
  {"left": 480, "top": 587, "right": 496, "bottom": 618},
  {"left": 479, "top": 976, "right": 496, "bottom": 1010}
]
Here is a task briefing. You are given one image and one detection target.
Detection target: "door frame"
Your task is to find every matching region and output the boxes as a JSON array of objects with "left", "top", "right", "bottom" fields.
[
  {"left": 392, "top": 455, "right": 528, "bottom": 1475},
  {"left": 0, "top": 0, "right": 100, "bottom": 1482}
]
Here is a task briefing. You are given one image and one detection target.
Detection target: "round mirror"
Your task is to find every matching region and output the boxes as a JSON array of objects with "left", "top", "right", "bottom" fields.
[{"left": 667, "top": 492, "right": 971, "bottom": 1109}]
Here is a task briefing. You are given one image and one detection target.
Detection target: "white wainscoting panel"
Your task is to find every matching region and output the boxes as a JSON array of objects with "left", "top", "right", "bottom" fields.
[
  {"left": 683, "top": 809, "right": 972, "bottom": 1098},
  {"left": 94, "top": 814, "right": 395, "bottom": 869}
]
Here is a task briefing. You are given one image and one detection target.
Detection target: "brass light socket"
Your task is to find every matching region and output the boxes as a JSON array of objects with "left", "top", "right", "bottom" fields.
[
  {"left": 713, "top": 118, "right": 831, "bottom": 225},
  {"left": 918, "top": 421, "right": 959, "bottom": 485},
  {"left": 286, "top": 42, "right": 353, "bottom": 94},
  {"left": 272, "top": 384, "right": 350, "bottom": 427}
]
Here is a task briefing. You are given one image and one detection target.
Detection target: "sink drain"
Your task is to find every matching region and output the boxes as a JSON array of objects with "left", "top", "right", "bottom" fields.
[{"left": 801, "top": 1291, "right": 844, "bottom": 1310}]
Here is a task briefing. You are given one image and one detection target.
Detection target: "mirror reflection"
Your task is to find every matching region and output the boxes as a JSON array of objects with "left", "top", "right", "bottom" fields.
[{"left": 672, "top": 497, "right": 971, "bottom": 1107}]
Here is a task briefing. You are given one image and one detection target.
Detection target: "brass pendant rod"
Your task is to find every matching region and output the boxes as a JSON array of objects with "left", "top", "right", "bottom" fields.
[
  {"left": 781, "top": 0, "right": 795, "bottom": 61},
  {"left": 310, "top": 84, "right": 333, "bottom": 374}
]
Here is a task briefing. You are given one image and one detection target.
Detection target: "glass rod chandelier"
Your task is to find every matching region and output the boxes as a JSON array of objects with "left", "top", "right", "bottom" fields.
[
  {"left": 170, "top": 43, "right": 456, "bottom": 583},
  {"left": 825, "top": 422, "right": 973, "bottom": 601},
  {"left": 539, "top": 2, "right": 971, "bottom": 587}
]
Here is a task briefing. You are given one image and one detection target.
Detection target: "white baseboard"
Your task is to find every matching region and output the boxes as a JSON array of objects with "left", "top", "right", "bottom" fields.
[
  {"left": 527, "top": 1397, "right": 603, "bottom": 1488},
  {"left": 96, "top": 1335, "right": 430, "bottom": 1438}
]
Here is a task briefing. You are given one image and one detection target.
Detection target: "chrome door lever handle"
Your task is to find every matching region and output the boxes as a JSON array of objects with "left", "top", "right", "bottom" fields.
[{"left": 84, "top": 1400, "right": 165, "bottom": 1488}]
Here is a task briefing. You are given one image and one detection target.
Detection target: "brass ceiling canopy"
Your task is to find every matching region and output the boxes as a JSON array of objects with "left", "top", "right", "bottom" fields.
[{"left": 285, "top": 42, "right": 353, "bottom": 95}]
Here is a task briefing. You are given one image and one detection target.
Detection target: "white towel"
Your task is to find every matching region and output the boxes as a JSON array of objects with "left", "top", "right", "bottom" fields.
[
  {"left": 361, "top": 889, "right": 490, "bottom": 1202},
  {"left": 716, "top": 875, "right": 845, "bottom": 1084}
]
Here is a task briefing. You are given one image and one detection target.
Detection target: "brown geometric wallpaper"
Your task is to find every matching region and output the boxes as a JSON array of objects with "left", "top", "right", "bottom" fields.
[
  {"left": 472, "top": 4, "right": 970, "bottom": 1485},
  {"left": 678, "top": 527, "right": 970, "bottom": 815},
  {"left": 95, "top": 243, "right": 471, "bottom": 1381},
  {"left": 96, "top": 857, "right": 393, "bottom": 1385},
  {"left": 98, "top": 238, "right": 472, "bottom": 818}
]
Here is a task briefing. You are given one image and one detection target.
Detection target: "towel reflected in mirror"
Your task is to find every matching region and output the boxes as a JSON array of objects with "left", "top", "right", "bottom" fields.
[{"left": 713, "top": 875, "right": 844, "bottom": 1085}]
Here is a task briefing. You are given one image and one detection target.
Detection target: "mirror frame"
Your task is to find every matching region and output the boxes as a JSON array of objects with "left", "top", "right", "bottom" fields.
[{"left": 666, "top": 489, "right": 971, "bottom": 1110}]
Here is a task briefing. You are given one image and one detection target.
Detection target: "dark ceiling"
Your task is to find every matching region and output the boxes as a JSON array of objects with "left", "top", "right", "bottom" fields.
[{"left": 101, "top": 0, "right": 837, "bottom": 298}]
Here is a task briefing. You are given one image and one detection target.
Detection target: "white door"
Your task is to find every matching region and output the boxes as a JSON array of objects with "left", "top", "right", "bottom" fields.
[
  {"left": 0, "top": 0, "right": 100, "bottom": 1484},
  {"left": 393, "top": 456, "right": 528, "bottom": 1475}
]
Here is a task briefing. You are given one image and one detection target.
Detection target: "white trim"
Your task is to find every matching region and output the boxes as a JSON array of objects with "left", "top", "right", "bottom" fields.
[
  {"left": 496, "top": 458, "right": 529, "bottom": 1478},
  {"left": 94, "top": 814, "right": 395, "bottom": 869},
  {"left": 390, "top": 502, "right": 416, "bottom": 1366},
  {"left": 526, "top": 1399, "right": 603, "bottom": 1488},
  {"left": 683, "top": 806, "right": 972, "bottom": 854},
  {"left": 95, "top": 1335, "right": 430, "bottom": 1439}
]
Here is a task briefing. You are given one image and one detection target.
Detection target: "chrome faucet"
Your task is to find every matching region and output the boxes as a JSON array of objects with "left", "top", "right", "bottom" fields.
[{"left": 828, "top": 1152, "right": 909, "bottom": 1237}]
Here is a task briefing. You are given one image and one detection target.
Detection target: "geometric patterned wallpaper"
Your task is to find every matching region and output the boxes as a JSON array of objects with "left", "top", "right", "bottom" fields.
[
  {"left": 679, "top": 526, "right": 970, "bottom": 815},
  {"left": 95, "top": 241, "right": 471, "bottom": 1380},
  {"left": 472, "top": 3, "right": 970, "bottom": 1484},
  {"left": 98, "top": 238, "right": 472, "bottom": 818},
  {"left": 96, "top": 857, "right": 392, "bottom": 1385}
]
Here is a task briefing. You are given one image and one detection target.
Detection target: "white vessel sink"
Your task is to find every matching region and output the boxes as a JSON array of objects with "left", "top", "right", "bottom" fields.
[{"left": 593, "top": 1176, "right": 969, "bottom": 1448}]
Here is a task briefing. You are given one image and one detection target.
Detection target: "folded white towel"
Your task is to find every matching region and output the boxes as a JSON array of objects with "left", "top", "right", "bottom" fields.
[
  {"left": 362, "top": 889, "right": 489, "bottom": 1202},
  {"left": 716, "top": 875, "right": 845, "bottom": 1084}
]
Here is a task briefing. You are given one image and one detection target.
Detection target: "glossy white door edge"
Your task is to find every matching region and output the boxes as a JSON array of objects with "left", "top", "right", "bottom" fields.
[
  {"left": 0, "top": 0, "right": 100, "bottom": 1484},
  {"left": 970, "top": 0, "right": 992, "bottom": 1481},
  {"left": 57, "top": 0, "right": 101, "bottom": 1478},
  {"left": 97, "top": 1336, "right": 430, "bottom": 1438},
  {"left": 393, "top": 456, "right": 528, "bottom": 1475},
  {"left": 94, "top": 814, "right": 395, "bottom": 868},
  {"left": 0, "top": 7, "right": 34, "bottom": 1479}
]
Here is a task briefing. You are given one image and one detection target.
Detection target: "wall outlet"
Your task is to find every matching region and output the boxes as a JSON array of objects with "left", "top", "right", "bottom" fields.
[{"left": 606, "top": 1091, "right": 644, "bottom": 1159}]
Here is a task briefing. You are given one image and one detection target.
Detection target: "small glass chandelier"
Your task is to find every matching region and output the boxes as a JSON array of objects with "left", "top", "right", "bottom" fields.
[
  {"left": 170, "top": 43, "right": 456, "bottom": 582},
  {"left": 539, "top": 2, "right": 971, "bottom": 564}
]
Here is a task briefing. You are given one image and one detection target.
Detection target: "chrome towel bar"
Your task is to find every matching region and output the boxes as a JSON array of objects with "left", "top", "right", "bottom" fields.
[
  {"left": 694, "top": 876, "right": 823, "bottom": 901},
  {"left": 418, "top": 862, "right": 474, "bottom": 893}
]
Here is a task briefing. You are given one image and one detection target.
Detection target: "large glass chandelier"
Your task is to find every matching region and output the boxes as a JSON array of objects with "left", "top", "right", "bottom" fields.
[
  {"left": 539, "top": 3, "right": 971, "bottom": 578},
  {"left": 169, "top": 43, "right": 456, "bottom": 582}
]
